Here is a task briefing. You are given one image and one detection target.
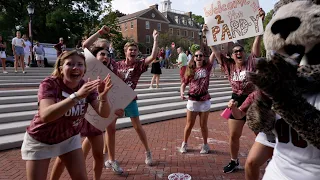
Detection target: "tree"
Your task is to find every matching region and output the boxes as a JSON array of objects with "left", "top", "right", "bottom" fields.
[
  {"left": 0, "top": 0, "right": 112, "bottom": 49},
  {"left": 192, "top": 14, "right": 204, "bottom": 25}
]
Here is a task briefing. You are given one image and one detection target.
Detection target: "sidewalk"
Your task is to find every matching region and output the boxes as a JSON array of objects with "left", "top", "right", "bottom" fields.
[{"left": 0, "top": 111, "right": 264, "bottom": 180}]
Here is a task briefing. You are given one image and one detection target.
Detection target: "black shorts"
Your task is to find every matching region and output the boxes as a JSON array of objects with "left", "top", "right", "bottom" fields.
[{"left": 230, "top": 93, "right": 248, "bottom": 121}]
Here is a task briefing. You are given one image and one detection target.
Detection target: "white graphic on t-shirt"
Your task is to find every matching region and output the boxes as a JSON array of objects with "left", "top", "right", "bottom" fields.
[
  {"left": 194, "top": 69, "right": 207, "bottom": 80},
  {"left": 121, "top": 68, "right": 134, "bottom": 87},
  {"left": 72, "top": 118, "right": 83, "bottom": 127},
  {"left": 232, "top": 70, "right": 246, "bottom": 81},
  {"left": 62, "top": 91, "right": 86, "bottom": 117}
]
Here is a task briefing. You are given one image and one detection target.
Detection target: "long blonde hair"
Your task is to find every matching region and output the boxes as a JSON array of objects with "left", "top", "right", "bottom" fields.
[
  {"left": 52, "top": 50, "right": 86, "bottom": 78},
  {"left": 184, "top": 50, "right": 207, "bottom": 79}
]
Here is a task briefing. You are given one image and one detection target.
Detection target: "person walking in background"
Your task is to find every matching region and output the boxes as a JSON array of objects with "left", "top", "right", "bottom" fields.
[
  {"left": 173, "top": 47, "right": 188, "bottom": 83},
  {"left": 22, "top": 34, "right": 32, "bottom": 67},
  {"left": 33, "top": 41, "right": 45, "bottom": 67},
  {"left": 109, "top": 42, "right": 115, "bottom": 59},
  {"left": 186, "top": 50, "right": 192, "bottom": 63},
  {"left": 12, "top": 31, "right": 26, "bottom": 74},
  {"left": 159, "top": 47, "right": 165, "bottom": 68},
  {"left": 165, "top": 46, "right": 171, "bottom": 69},
  {"left": 179, "top": 48, "right": 216, "bottom": 154},
  {"left": 149, "top": 57, "right": 162, "bottom": 89},
  {"left": 0, "top": 35, "right": 8, "bottom": 74},
  {"left": 54, "top": 37, "right": 66, "bottom": 57}
]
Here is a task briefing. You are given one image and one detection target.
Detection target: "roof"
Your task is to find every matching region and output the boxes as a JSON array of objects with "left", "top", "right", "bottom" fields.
[
  {"left": 163, "top": 11, "right": 201, "bottom": 29},
  {"left": 118, "top": 8, "right": 152, "bottom": 22}
]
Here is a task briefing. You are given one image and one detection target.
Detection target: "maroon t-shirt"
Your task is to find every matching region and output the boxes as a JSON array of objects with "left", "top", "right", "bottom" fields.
[
  {"left": 54, "top": 43, "right": 64, "bottom": 56},
  {"left": 26, "top": 77, "right": 98, "bottom": 144},
  {"left": 221, "top": 54, "right": 256, "bottom": 95},
  {"left": 158, "top": 50, "right": 165, "bottom": 59},
  {"left": 184, "top": 63, "right": 213, "bottom": 101},
  {"left": 239, "top": 91, "right": 258, "bottom": 113},
  {"left": 116, "top": 59, "right": 148, "bottom": 94}
]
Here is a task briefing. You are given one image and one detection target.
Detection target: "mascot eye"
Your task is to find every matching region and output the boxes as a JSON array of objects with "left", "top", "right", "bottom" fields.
[
  {"left": 314, "top": 14, "right": 320, "bottom": 18},
  {"left": 271, "top": 17, "right": 301, "bottom": 40}
]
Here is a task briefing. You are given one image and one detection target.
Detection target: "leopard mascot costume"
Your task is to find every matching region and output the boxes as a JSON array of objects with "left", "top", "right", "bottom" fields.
[{"left": 246, "top": 0, "right": 320, "bottom": 179}]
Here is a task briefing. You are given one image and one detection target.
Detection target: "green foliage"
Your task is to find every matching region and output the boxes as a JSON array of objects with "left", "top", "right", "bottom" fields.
[
  {"left": 192, "top": 14, "right": 204, "bottom": 25},
  {"left": 190, "top": 44, "right": 200, "bottom": 54},
  {"left": 158, "top": 32, "right": 191, "bottom": 52},
  {"left": 0, "top": 0, "right": 111, "bottom": 47}
]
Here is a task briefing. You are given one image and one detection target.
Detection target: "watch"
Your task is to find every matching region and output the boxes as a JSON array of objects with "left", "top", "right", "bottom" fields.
[{"left": 69, "top": 93, "right": 80, "bottom": 103}]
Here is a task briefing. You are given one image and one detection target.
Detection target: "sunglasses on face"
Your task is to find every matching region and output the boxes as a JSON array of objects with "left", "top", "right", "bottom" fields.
[
  {"left": 195, "top": 54, "right": 203, "bottom": 57},
  {"left": 233, "top": 49, "right": 244, "bottom": 54}
]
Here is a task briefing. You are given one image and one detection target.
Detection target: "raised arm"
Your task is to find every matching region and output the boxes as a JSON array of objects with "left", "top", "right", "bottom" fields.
[
  {"left": 202, "top": 24, "right": 223, "bottom": 65},
  {"left": 251, "top": 8, "right": 265, "bottom": 57},
  {"left": 82, "top": 26, "right": 110, "bottom": 49},
  {"left": 145, "top": 30, "right": 159, "bottom": 65}
]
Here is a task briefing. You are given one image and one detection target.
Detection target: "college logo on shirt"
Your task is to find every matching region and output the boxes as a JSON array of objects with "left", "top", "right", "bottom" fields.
[
  {"left": 62, "top": 91, "right": 86, "bottom": 117},
  {"left": 120, "top": 68, "right": 134, "bottom": 87},
  {"left": 231, "top": 70, "right": 247, "bottom": 81},
  {"left": 194, "top": 69, "right": 207, "bottom": 80}
]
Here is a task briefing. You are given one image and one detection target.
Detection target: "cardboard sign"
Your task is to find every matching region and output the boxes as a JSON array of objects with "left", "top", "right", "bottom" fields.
[
  {"left": 83, "top": 48, "right": 137, "bottom": 131},
  {"left": 203, "top": 0, "right": 264, "bottom": 46}
]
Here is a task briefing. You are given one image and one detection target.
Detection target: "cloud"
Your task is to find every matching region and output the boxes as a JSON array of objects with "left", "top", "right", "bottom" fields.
[{"left": 112, "top": 0, "right": 150, "bottom": 14}]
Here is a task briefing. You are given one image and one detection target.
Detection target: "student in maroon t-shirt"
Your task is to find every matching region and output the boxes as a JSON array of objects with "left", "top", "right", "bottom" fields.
[
  {"left": 50, "top": 46, "right": 125, "bottom": 179},
  {"left": 179, "top": 48, "right": 215, "bottom": 154},
  {"left": 203, "top": 8, "right": 265, "bottom": 173},
  {"left": 21, "top": 50, "right": 114, "bottom": 180},
  {"left": 54, "top": 37, "right": 66, "bottom": 57},
  {"left": 228, "top": 91, "right": 274, "bottom": 180},
  {"left": 106, "top": 30, "right": 159, "bottom": 169}
]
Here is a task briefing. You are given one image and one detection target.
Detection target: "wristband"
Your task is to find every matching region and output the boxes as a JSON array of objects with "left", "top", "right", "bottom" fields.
[{"left": 69, "top": 93, "right": 80, "bottom": 103}]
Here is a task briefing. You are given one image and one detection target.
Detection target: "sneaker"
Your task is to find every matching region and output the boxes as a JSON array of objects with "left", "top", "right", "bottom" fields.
[
  {"left": 22, "top": 71, "right": 26, "bottom": 74},
  {"left": 223, "top": 159, "right": 239, "bottom": 173},
  {"left": 149, "top": 86, "right": 154, "bottom": 89},
  {"left": 145, "top": 151, "right": 153, "bottom": 166},
  {"left": 14, "top": 70, "right": 18, "bottom": 73},
  {"left": 2, "top": 71, "right": 8, "bottom": 74},
  {"left": 200, "top": 144, "right": 210, "bottom": 154},
  {"left": 105, "top": 160, "right": 124, "bottom": 174},
  {"left": 180, "top": 142, "right": 187, "bottom": 153}
]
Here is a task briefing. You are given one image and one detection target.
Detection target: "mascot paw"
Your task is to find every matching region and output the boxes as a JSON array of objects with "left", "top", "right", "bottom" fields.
[{"left": 249, "top": 53, "right": 299, "bottom": 99}]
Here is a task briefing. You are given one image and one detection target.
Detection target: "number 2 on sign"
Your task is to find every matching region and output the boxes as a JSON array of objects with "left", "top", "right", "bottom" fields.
[{"left": 215, "top": 15, "right": 224, "bottom": 24}]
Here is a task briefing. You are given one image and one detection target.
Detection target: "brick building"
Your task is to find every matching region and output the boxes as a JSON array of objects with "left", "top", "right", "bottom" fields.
[{"left": 118, "top": 0, "right": 202, "bottom": 54}]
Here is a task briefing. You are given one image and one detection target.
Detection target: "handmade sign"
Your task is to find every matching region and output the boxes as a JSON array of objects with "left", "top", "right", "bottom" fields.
[
  {"left": 203, "top": 0, "right": 264, "bottom": 46},
  {"left": 83, "top": 48, "right": 137, "bottom": 131}
]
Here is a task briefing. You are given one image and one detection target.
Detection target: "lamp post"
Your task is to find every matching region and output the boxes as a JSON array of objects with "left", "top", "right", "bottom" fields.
[
  {"left": 27, "top": 3, "right": 37, "bottom": 67},
  {"left": 198, "top": 29, "right": 202, "bottom": 51}
]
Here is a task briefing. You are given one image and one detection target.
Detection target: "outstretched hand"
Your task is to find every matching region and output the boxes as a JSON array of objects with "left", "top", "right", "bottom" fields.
[
  {"left": 77, "top": 78, "right": 101, "bottom": 99},
  {"left": 115, "top": 109, "right": 124, "bottom": 117},
  {"left": 258, "top": 8, "right": 265, "bottom": 21},
  {"left": 99, "top": 25, "right": 110, "bottom": 35},
  {"left": 153, "top": 29, "right": 159, "bottom": 42},
  {"left": 97, "top": 74, "right": 113, "bottom": 97}
]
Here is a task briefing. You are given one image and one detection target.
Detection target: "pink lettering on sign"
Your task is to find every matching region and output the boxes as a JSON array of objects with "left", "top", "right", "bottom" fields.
[
  {"left": 213, "top": 0, "right": 251, "bottom": 15},
  {"left": 211, "top": 26, "right": 221, "bottom": 42},
  {"left": 250, "top": 2, "right": 260, "bottom": 12}
]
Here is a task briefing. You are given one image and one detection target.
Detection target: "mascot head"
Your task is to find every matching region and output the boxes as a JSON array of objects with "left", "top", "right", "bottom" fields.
[{"left": 263, "top": 0, "right": 320, "bottom": 65}]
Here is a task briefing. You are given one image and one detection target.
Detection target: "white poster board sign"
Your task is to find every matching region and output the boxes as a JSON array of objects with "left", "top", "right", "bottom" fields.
[
  {"left": 203, "top": 0, "right": 264, "bottom": 46},
  {"left": 83, "top": 48, "right": 137, "bottom": 131}
]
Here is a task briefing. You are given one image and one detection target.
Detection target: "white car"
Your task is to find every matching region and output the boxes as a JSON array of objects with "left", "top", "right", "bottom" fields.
[{"left": 39, "top": 43, "right": 74, "bottom": 67}]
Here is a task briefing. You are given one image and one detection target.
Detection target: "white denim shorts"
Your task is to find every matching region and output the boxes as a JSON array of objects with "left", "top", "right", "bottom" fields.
[
  {"left": 21, "top": 132, "right": 81, "bottom": 160},
  {"left": 35, "top": 54, "right": 44, "bottom": 60},
  {"left": 186, "top": 100, "right": 211, "bottom": 112},
  {"left": 255, "top": 132, "right": 275, "bottom": 148}
]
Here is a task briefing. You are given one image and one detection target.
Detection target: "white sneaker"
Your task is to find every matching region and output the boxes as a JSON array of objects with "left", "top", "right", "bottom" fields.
[
  {"left": 2, "top": 71, "right": 8, "bottom": 74},
  {"left": 105, "top": 160, "right": 124, "bottom": 174},
  {"left": 180, "top": 142, "right": 187, "bottom": 153},
  {"left": 200, "top": 144, "right": 210, "bottom": 154},
  {"left": 22, "top": 71, "right": 26, "bottom": 74},
  {"left": 149, "top": 86, "right": 154, "bottom": 89},
  {"left": 145, "top": 151, "right": 153, "bottom": 166}
]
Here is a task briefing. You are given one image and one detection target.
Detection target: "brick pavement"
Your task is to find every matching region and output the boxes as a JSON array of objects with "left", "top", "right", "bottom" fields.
[{"left": 0, "top": 111, "right": 266, "bottom": 180}]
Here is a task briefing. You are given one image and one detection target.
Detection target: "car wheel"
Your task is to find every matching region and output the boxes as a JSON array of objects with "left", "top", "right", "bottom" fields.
[{"left": 6, "top": 62, "right": 14, "bottom": 67}]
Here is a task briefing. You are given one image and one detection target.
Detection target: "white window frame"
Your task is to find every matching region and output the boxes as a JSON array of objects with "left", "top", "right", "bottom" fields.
[
  {"left": 146, "top": 35, "right": 151, "bottom": 43},
  {"left": 175, "top": 16, "right": 179, "bottom": 24},
  {"left": 177, "top": 29, "right": 180, "bottom": 36},
  {"left": 146, "top": 47, "right": 151, "bottom": 54},
  {"left": 146, "top": 21, "right": 150, "bottom": 29},
  {"left": 124, "top": 23, "right": 127, "bottom": 31},
  {"left": 182, "top": 17, "right": 186, "bottom": 25}
]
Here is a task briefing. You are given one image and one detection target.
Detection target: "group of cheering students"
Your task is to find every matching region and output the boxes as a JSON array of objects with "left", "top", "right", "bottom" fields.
[{"left": 19, "top": 7, "right": 319, "bottom": 180}]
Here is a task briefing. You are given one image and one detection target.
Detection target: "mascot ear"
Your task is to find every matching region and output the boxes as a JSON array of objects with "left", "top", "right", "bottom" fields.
[
  {"left": 313, "top": 0, "right": 320, "bottom": 5},
  {"left": 271, "top": 17, "right": 301, "bottom": 40}
]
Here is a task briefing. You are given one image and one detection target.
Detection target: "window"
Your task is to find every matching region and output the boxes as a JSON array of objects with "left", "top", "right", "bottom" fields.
[
  {"left": 131, "top": 22, "right": 133, "bottom": 29},
  {"left": 157, "top": 23, "right": 161, "bottom": 31},
  {"left": 146, "top": 35, "right": 150, "bottom": 43},
  {"left": 177, "top": 29, "right": 180, "bottom": 36},
  {"left": 221, "top": 44, "right": 224, "bottom": 50},
  {"left": 188, "top": 18, "right": 193, "bottom": 26},
  {"left": 170, "top": 28, "right": 173, "bottom": 34},
  {"left": 146, "top": 21, "right": 150, "bottom": 29},
  {"left": 175, "top": 16, "right": 179, "bottom": 24},
  {"left": 124, "top": 23, "right": 127, "bottom": 30},
  {"left": 192, "top": 31, "right": 194, "bottom": 38},
  {"left": 184, "top": 30, "right": 187, "bottom": 36},
  {"left": 182, "top": 17, "right": 186, "bottom": 25},
  {"left": 146, "top": 48, "right": 151, "bottom": 54}
]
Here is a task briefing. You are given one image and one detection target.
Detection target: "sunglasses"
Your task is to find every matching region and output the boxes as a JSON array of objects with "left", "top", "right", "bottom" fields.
[
  {"left": 99, "top": 52, "right": 109, "bottom": 57},
  {"left": 194, "top": 54, "right": 203, "bottom": 57},
  {"left": 233, "top": 49, "right": 244, "bottom": 54}
]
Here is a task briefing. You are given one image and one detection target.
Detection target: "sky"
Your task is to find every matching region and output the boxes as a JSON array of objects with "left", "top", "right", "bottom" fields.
[{"left": 111, "top": 0, "right": 279, "bottom": 16}]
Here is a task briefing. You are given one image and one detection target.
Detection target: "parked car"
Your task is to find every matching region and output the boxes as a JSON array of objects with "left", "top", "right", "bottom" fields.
[
  {"left": 40, "top": 43, "right": 74, "bottom": 67},
  {"left": 0, "top": 55, "right": 14, "bottom": 67}
]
